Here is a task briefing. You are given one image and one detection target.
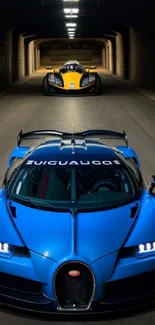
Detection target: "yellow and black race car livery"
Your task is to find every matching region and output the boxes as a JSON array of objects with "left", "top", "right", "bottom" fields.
[{"left": 42, "top": 61, "right": 102, "bottom": 96}]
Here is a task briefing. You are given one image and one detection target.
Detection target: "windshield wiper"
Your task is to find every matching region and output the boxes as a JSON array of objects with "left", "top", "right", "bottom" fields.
[
  {"left": 12, "top": 196, "right": 66, "bottom": 212},
  {"left": 24, "top": 198, "right": 42, "bottom": 210}
]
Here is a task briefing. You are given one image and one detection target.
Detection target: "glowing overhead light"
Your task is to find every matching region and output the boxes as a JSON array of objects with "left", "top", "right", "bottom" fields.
[
  {"left": 64, "top": 8, "right": 79, "bottom": 14},
  {"left": 63, "top": 0, "right": 79, "bottom": 2},
  {"left": 68, "top": 33, "right": 75, "bottom": 36},
  {"left": 66, "top": 23, "right": 76, "bottom": 27},
  {"left": 67, "top": 28, "right": 75, "bottom": 31},
  {"left": 69, "top": 37, "right": 74, "bottom": 39},
  {"left": 65, "top": 15, "right": 78, "bottom": 18}
]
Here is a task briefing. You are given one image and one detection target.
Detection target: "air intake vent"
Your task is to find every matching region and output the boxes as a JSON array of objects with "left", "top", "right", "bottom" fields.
[{"left": 54, "top": 262, "right": 94, "bottom": 310}]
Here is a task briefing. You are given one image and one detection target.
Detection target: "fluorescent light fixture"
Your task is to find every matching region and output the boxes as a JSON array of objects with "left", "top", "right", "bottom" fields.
[
  {"left": 65, "top": 15, "right": 78, "bottom": 18},
  {"left": 67, "top": 28, "right": 75, "bottom": 31},
  {"left": 64, "top": 8, "right": 79, "bottom": 14},
  {"left": 69, "top": 37, "right": 74, "bottom": 39},
  {"left": 68, "top": 33, "right": 75, "bottom": 36},
  {"left": 66, "top": 23, "right": 77, "bottom": 27},
  {"left": 63, "top": 0, "right": 79, "bottom": 2}
]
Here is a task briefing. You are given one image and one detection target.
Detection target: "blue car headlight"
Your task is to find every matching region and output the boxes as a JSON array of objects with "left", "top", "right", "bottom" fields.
[
  {"left": 0, "top": 242, "right": 14, "bottom": 258},
  {"left": 135, "top": 242, "right": 155, "bottom": 258},
  {"left": 48, "top": 74, "right": 63, "bottom": 86},
  {"left": 81, "top": 74, "right": 96, "bottom": 87}
]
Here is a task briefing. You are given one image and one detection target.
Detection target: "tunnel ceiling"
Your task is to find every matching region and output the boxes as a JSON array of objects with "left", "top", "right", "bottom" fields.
[{"left": 0, "top": 0, "right": 155, "bottom": 39}]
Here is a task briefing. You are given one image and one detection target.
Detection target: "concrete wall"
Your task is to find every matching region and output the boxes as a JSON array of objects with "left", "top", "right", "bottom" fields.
[
  {"left": 101, "top": 40, "right": 113, "bottom": 72},
  {"left": 6, "top": 29, "right": 13, "bottom": 84},
  {"left": 116, "top": 33, "right": 124, "bottom": 78},
  {"left": 129, "top": 27, "right": 155, "bottom": 86},
  {"left": 107, "top": 40, "right": 113, "bottom": 72},
  {"left": 0, "top": 30, "right": 40, "bottom": 88},
  {"left": 0, "top": 40, "right": 8, "bottom": 86},
  {"left": 101, "top": 48, "right": 106, "bottom": 68},
  {"left": 28, "top": 41, "right": 35, "bottom": 75},
  {"left": 40, "top": 49, "right": 102, "bottom": 66},
  {"left": 18, "top": 35, "right": 25, "bottom": 79}
]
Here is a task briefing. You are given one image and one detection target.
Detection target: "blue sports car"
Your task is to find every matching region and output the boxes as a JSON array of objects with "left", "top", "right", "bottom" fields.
[{"left": 0, "top": 128, "right": 155, "bottom": 314}]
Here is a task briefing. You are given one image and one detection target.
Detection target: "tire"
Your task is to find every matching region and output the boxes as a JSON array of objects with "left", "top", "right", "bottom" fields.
[
  {"left": 95, "top": 75, "right": 102, "bottom": 95},
  {"left": 42, "top": 76, "right": 49, "bottom": 96}
]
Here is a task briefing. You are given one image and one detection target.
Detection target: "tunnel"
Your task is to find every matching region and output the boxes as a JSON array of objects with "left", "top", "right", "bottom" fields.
[{"left": 1, "top": 0, "right": 155, "bottom": 324}]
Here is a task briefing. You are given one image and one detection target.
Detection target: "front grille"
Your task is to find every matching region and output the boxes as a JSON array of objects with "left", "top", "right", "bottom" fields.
[
  {"left": 0, "top": 272, "right": 41, "bottom": 295},
  {"left": 54, "top": 262, "right": 94, "bottom": 309},
  {"left": 103, "top": 270, "right": 155, "bottom": 304}
]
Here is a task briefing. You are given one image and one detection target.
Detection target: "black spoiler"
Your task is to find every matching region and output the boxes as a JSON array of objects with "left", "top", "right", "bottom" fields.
[{"left": 17, "top": 129, "right": 128, "bottom": 146}]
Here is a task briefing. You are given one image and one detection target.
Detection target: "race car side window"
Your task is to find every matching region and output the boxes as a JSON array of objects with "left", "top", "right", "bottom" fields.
[
  {"left": 124, "top": 158, "right": 142, "bottom": 188},
  {"left": 3, "top": 158, "right": 23, "bottom": 188}
]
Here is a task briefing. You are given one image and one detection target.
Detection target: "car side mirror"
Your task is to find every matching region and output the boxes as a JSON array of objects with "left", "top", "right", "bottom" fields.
[{"left": 149, "top": 175, "right": 155, "bottom": 195}]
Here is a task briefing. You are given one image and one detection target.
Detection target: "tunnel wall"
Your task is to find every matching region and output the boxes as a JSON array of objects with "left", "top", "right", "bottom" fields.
[
  {"left": 116, "top": 33, "right": 124, "bottom": 78},
  {"left": 40, "top": 48, "right": 101, "bottom": 66},
  {"left": 18, "top": 35, "right": 25, "bottom": 79},
  {"left": 0, "top": 29, "right": 40, "bottom": 90},
  {"left": 0, "top": 40, "right": 8, "bottom": 86},
  {"left": 129, "top": 27, "right": 155, "bottom": 86}
]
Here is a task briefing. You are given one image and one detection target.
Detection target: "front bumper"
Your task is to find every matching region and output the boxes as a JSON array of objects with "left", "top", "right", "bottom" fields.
[
  {"left": 47, "top": 82, "right": 97, "bottom": 95},
  {"left": 0, "top": 270, "right": 155, "bottom": 314},
  {"left": 0, "top": 251, "right": 155, "bottom": 314}
]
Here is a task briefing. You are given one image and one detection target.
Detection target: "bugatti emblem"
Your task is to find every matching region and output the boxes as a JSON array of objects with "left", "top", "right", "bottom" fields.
[{"left": 68, "top": 270, "right": 80, "bottom": 277}]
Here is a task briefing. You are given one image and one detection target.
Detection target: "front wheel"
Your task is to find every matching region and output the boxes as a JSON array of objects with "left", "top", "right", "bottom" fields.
[
  {"left": 95, "top": 75, "right": 102, "bottom": 95},
  {"left": 42, "top": 77, "right": 49, "bottom": 96}
]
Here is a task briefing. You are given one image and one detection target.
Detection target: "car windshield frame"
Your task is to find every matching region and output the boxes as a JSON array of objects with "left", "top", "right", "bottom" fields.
[
  {"left": 7, "top": 159, "right": 140, "bottom": 213},
  {"left": 62, "top": 64, "right": 85, "bottom": 73}
]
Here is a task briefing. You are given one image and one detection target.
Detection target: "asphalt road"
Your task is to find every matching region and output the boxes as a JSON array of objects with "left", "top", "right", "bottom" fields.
[{"left": 0, "top": 72, "right": 155, "bottom": 324}]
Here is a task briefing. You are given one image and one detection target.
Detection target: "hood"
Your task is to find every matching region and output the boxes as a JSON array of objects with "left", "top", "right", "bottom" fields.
[
  {"left": 9, "top": 200, "right": 139, "bottom": 263},
  {"left": 61, "top": 72, "right": 82, "bottom": 89}
]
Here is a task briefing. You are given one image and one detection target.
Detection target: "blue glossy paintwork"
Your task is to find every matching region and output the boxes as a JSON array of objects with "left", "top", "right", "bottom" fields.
[
  {"left": 25, "top": 140, "right": 119, "bottom": 161},
  {"left": 125, "top": 190, "right": 155, "bottom": 247},
  {"left": 0, "top": 189, "right": 24, "bottom": 246},
  {"left": 109, "top": 254, "right": 155, "bottom": 282},
  {"left": 76, "top": 201, "right": 140, "bottom": 262},
  {"left": 9, "top": 200, "right": 73, "bottom": 261},
  {"left": 116, "top": 146, "right": 140, "bottom": 168},
  {"left": 8, "top": 146, "right": 30, "bottom": 168},
  {"left": 9, "top": 199, "right": 139, "bottom": 263},
  {"left": 0, "top": 254, "right": 39, "bottom": 281}
]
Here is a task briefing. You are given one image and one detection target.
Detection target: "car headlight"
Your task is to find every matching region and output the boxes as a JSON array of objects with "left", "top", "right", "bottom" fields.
[
  {"left": 81, "top": 74, "right": 96, "bottom": 87},
  {"left": 48, "top": 74, "right": 63, "bottom": 86},
  {"left": 0, "top": 242, "right": 14, "bottom": 258},
  {"left": 135, "top": 242, "right": 155, "bottom": 258},
  {"left": 89, "top": 74, "right": 96, "bottom": 82}
]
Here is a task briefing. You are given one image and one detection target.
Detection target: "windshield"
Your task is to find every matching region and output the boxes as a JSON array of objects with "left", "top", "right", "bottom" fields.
[
  {"left": 8, "top": 162, "right": 139, "bottom": 211},
  {"left": 63, "top": 64, "right": 84, "bottom": 73}
]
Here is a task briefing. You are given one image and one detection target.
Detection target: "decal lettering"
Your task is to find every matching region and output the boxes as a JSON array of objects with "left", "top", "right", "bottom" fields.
[
  {"left": 58, "top": 161, "right": 68, "bottom": 165},
  {"left": 48, "top": 161, "right": 57, "bottom": 165},
  {"left": 92, "top": 161, "right": 101, "bottom": 165},
  {"left": 34, "top": 161, "right": 43, "bottom": 165},
  {"left": 26, "top": 160, "right": 34, "bottom": 165},
  {"left": 80, "top": 161, "right": 90, "bottom": 165},
  {"left": 102, "top": 161, "right": 112, "bottom": 165},
  {"left": 26, "top": 159, "right": 121, "bottom": 166},
  {"left": 69, "top": 161, "right": 79, "bottom": 165},
  {"left": 113, "top": 160, "right": 120, "bottom": 165}
]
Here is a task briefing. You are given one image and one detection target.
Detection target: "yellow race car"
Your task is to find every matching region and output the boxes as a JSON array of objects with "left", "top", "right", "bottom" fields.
[{"left": 42, "top": 61, "right": 102, "bottom": 96}]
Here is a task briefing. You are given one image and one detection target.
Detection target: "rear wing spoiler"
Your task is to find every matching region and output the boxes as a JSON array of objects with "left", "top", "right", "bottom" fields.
[{"left": 17, "top": 129, "right": 128, "bottom": 146}]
